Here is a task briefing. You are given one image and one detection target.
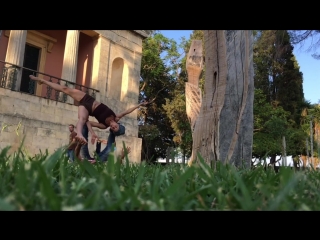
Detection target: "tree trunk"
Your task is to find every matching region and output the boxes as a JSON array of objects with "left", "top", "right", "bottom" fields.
[
  {"left": 185, "top": 40, "right": 203, "bottom": 133},
  {"left": 189, "top": 30, "right": 254, "bottom": 168}
]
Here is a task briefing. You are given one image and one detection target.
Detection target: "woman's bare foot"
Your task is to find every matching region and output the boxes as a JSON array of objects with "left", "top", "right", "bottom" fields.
[
  {"left": 97, "top": 139, "right": 108, "bottom": 144},
  {"left": 29, "top": 75, "right": 44, "bottom": 85}
]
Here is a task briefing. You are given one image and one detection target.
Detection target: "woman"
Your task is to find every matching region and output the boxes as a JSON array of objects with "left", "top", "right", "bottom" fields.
[{"left": 29, "top": 75, "right": 148, "bottom": 145}]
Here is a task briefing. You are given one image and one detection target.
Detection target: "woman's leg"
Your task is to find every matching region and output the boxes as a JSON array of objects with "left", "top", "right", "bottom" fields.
[
  {"left": 30, "top": 75, "right": 92, "bottom": 145},
  {"left": 29, "top": 75, "right": 86, "bottom": 102}
]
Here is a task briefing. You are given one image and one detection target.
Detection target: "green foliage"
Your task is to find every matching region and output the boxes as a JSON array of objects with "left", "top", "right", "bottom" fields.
[
  {"left": 139, "top": 32, "right": 178, "bottom": 161},
  {"left": 139, "top": 31, "right": 204, "bottom": 161},
  {"left": 254, "top": 30, "right": 305, "bottom": 126},
  {"left": 162, "top": 30, "right": 204, "bottom": 160},
  {"left": 253, "top": 30, "right": 308, "bottom": 159},
  {"left": 253, "top": 89, "right": 308, "bottom": 158},
  {"left": 2, "top": 146, "right": 320, "bottom": 210},
  {"left": 163, "top": 93, "right": 192, "bottom": 160}
]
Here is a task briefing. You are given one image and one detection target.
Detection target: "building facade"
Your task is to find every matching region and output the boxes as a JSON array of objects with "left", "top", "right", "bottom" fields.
[{"left": 0, "top": 30, "right": 149, "bottom": 162}]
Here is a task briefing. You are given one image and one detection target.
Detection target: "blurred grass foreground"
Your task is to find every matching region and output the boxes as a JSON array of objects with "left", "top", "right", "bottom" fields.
[{"left": 0, "top": 141, "right": 320, "bottom": 211}]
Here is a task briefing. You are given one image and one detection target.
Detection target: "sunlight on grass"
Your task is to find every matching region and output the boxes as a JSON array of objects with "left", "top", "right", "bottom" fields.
[{"left": 0, "top": 143, "right": 320, "bottom": 211}]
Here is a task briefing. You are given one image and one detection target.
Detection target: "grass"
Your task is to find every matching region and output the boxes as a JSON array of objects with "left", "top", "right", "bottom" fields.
[{"left": 1, "top": 142, "right": 320, "bottom": 210}]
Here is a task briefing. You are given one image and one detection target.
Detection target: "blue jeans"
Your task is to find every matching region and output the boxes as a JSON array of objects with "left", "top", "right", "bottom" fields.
[
  {"left": 67, "top": 149, "right": 75, "bottom": 162},
  {"left": 80, "top": 124, "right": 115, "bottom": 162}
]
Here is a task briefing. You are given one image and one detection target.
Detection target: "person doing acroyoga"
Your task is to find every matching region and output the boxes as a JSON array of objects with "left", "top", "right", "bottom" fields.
[{"left": 29, "top": 75, "right": 149, "bottom": 145}]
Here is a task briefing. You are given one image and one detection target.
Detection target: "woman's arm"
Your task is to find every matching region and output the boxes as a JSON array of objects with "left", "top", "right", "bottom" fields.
[
  {"left": 88, "top": 121, "right": 107, "bottom": 129},
  {"left": 115, "top": 101, "right": 149, "bottom": 121},
  {"left": 86, "top": 121, "right": 99, "bottom": 144}
]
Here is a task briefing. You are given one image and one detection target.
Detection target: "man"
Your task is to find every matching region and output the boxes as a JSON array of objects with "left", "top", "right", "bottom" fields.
[{"left": 67, "top": 124, "right": 77, "bottom": 162}]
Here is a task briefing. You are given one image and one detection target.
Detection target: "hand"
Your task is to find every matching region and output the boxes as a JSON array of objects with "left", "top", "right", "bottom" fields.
[
  {"left": 121, "top": 146, "right": 131, "bottom": 157},
  {"left": 76, "top": 135, "right": 87, "bottom": 145},
  {"left": 29, "top": 75, "right": 43, "bottom": 85},
  {"left": 91, "top": 133, "right": 99, "bottom": 145}
]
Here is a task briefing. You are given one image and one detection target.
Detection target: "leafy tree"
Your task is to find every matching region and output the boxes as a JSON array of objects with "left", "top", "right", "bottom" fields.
[
  {"left": 253, "top": 30, "right": 308, "bottom": 165},
  {"left": 253, "top": 89, "right": 308, "bottom": 164},
  {"left": 254, "top": 30, "right": 305, "bottom": 124},
  {"left": 138, "top": 32, "right": 179, "bottom": 162},
  {"left": 162, "top": 30, "right": 204, "bottom": 163},
  {"left": 163, "top": 85, "right": 192, "bottom": 163}
]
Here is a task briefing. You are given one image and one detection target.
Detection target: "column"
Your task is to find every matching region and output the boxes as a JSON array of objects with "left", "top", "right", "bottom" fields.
[
  {"left": 4, "top": 30, "right": 27, "bottom": 90},
  {"left": 60, "top": 30, "right": 80, "bottom": 104},
  {"left": 90, "top": 34, "right": 102, "bottom": 103}
]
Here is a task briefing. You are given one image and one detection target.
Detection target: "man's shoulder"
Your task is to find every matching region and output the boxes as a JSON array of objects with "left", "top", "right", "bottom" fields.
[{"left": 71, "top": 132, "right": 77, "bottom": 137}]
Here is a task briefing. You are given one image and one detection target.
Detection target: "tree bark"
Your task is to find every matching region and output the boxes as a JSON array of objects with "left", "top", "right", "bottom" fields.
[
  {"left": 189, "top": 30, "right": 254, "bottom": 168},
  {"left": 185, "top": 40, "right": 203, "bottom": 133}
]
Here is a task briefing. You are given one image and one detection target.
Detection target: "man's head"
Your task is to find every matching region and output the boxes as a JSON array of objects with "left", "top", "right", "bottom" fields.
[{"left": 69, "top": 124, "right": 75, "bottom": 132}]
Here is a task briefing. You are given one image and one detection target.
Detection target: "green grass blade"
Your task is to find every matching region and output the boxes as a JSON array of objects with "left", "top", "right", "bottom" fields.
[
  {"left": 164, "top": 167, "right": 194, "bottom": 196},
  {"left": 0, "top": 198, "right": 16, "bottom": 210},
  {"left": 134, "top": 163, "right": 146, "bottom": 194},
  {"left": 42, "top": 147, "right": 64, "bottom": 173},
  {"left": 36, "top": 162, "right": 61, "bottom": 210}
]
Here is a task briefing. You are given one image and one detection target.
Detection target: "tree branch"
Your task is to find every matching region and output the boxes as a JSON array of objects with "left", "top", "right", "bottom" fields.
[{"left": 253, "top": 128, "right": 263, "bottom": 132}]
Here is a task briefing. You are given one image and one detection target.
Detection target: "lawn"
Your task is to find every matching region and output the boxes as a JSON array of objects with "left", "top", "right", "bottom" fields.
[{"left": 0, "top": 144, "right": 319, "bottom": 211}]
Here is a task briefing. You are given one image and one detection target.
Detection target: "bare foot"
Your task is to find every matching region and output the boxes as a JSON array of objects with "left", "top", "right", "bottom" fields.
[
  {"left": 97, "top": 139, "right": 108, "bottom": 144},
  {"left": 29, "top": 75, "right": 44, "bottom": 85}
]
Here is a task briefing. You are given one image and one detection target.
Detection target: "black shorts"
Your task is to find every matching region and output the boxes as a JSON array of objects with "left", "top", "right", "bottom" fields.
[{"left": 79, "top": 94, "right": 95, "bottom": 115}]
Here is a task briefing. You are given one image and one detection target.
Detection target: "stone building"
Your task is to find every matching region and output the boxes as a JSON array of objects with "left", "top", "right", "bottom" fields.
[{"left": 0, "top": 30, "right": 149, "bottom": 162}]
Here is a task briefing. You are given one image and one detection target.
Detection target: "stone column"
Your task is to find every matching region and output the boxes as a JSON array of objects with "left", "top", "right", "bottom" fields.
[
  {"left": 60, "top": 30, "right": 80, "bottom": 104},
  {"left": 91, "top": 34, "right": 102, "bottom": 103},
  {"left": 4, "top": 30, "right": 27, "bottom": 90}
]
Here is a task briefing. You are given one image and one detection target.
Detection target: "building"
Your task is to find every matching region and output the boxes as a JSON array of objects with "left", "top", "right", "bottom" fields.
[{"left": 0, "top": 30, "right": 149, "bottom": 162}]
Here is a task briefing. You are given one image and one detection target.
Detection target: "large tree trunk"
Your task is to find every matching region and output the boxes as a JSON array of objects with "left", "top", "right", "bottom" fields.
[{"left": 189, "top": 30, "right": 254, "bottom": 168}]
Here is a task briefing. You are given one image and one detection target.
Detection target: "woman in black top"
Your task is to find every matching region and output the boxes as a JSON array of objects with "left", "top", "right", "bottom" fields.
[{"left": 29, "top": 75, "right": 149, "bottom": 145}]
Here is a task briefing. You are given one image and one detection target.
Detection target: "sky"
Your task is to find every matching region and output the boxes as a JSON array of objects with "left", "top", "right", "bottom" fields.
[{"left": 159, "top": 30, "right": 320, "bottom": 105}]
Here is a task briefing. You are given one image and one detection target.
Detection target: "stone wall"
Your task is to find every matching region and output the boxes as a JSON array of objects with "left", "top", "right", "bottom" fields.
[{"left": 0, "top": 89, "right": 141, "bottom": 162}]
